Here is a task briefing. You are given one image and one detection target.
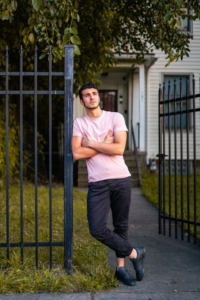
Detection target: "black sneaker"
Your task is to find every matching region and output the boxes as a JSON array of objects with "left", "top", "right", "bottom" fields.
[
  {"left": 130, "top": 247, "right": 146, "bottom": 281},
  {"left": 115, "top": 267, "right": 136, "bottom": 286}
]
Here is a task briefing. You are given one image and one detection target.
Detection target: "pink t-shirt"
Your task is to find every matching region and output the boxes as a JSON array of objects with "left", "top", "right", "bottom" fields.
[{"left": 73, "top": 110, "right": 131, "bottom": 182}]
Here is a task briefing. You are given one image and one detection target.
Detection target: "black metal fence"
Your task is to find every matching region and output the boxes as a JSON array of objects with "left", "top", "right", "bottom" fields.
[
  {"left": 157, "top": 76, "right": 200, "bottom": 243},
  {"left": 0, "top": 45, "right": 74, "bottom": 272}
]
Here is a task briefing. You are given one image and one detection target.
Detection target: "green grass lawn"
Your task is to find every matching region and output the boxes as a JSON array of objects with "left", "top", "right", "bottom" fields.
[
  {"left": 141, "top": 171, "right": 200, "bottom": 241},
  {"left": 0, "top": 186, "right": 117, "bottom": 294}
]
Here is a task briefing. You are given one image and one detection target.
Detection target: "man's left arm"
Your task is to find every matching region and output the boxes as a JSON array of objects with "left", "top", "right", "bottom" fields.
[{"left": 82, "top": 130, "right": 126, "bottom": 156}]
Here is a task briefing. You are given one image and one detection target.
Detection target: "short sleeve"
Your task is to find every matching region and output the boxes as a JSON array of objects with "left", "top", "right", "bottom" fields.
[
  {"left": 113, "top": 113, "right": 128, "bottom": 133},
  {"left": 73, "top": 118, "right": 83, "bottom": 138}
]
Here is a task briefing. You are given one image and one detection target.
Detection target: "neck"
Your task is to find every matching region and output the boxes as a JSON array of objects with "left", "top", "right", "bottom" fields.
[{"left": 86, "top": 106, "right": 102, "bottom": 118}]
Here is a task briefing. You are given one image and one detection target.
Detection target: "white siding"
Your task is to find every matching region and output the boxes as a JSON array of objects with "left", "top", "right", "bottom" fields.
[
  {"left": 148, "top": 20, "right": 200, "bottom": 160},
  {"left": 73, "top": 95, "right": 85, "bottom": 120}
]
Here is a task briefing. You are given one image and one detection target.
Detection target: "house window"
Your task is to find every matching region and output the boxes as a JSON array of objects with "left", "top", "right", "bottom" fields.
[
  {"left": 179, "top": 8, "right": 192, "bottom": 33},
  {"left": 164, "top": 76, "right": 189, "bottom": 130}
]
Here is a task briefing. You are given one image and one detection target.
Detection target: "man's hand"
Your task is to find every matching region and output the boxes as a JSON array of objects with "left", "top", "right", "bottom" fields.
[
  {"left": 103, "top": 130, "right": 114, "bottom": 144},
  {"left": 81, "top": 130, "right": 126, "bottom": 156},
  {"left": 71, "top": 135, "right": 99, "bottom": 160},
  {"left": 81, "top": 132, "right": 93, "bottom": 148},
  {"left": 81, "top": 130, "right": 115, "bottom": 148}
]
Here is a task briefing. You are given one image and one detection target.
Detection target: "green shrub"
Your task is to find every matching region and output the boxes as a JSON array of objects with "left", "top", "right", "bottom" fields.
[{"left": 141, "top": 170, "right": 200, "bottom": 240}]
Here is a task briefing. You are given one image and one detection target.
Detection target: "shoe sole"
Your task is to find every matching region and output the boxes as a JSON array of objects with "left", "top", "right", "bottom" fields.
[
  {"left": 116, "top": 276, "right": 136, "bottom": 286},
  {"left": 136, "top": 247, "right": 145, "bottom": 281}
]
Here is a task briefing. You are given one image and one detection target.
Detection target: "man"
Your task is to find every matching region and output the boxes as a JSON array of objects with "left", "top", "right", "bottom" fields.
[{"left": 71, "top": 82, "right": 145, "bottom": 286}]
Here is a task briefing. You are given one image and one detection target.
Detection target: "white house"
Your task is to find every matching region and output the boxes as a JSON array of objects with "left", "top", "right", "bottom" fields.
[{"left": 73, "top": 19, "right": 200, "bottom": 172}]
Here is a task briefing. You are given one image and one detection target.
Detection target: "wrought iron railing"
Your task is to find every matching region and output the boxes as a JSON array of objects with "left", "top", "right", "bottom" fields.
[
  {"left": 0, "top": 45, "right": 74, "bottom": 272},
  {"left": 157, "top": 76, "right": 200, "bottom": 243}
]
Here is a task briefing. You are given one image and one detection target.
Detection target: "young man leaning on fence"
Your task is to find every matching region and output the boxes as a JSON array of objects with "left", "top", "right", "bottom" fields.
[{"left": 71, "top": 82, "right": 145, "bottom": 286}]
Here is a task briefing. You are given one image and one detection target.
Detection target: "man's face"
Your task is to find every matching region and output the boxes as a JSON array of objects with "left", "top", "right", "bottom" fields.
[{"left": 81, "top": 88, "right": 100, "bottom": 110}]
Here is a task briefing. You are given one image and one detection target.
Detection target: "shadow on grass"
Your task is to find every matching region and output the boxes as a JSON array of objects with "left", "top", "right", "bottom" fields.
[{"left": 0, "top": 186, "right": 117, "bottom": 293}]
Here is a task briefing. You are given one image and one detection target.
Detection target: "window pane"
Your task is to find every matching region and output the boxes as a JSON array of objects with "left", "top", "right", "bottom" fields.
[
  {"left": 164, "top": 76, "right": 188, "bottom": 130},
  {"left": 180, "top": 17, "right": 189, "bottom": 31}
]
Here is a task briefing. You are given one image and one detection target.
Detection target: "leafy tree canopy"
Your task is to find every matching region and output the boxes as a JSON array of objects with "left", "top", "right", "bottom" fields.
[{"left": 0, "top": 0, "right": 200, "bottom": 90}]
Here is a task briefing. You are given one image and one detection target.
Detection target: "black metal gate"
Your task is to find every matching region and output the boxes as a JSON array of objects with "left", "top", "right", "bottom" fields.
[
  {"left": 157, "top": 76, "right": 200, "bottom": 243},
  {"left": 0, "top": 45, "right": 74, "bottom": 272}
]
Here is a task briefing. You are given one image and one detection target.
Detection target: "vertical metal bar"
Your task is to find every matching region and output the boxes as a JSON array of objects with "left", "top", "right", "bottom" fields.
[
  {"left": 20, "top": 46, "right": 24, "bottom": 262},
  {"left": 192, "top": 75, "right": 196, "bottom": 244},
  {"left": 180, "top": 78, "right": 184, "bottom": 240},
  {"left": 158, "top": 85, "right": 162, "bottom": 234},
  {"left": 162, "top": 82, "right": 166, "bottom": 236},
  {"left": 64, "top": 45, "right": 74, "bottom": 272},
  {"left": 174, "top": 79, "right": 178, "bottom": 239},
  {"left": 34, "top": 46, "right": 38, "bottom": 268},
  {"left": 5, "top": 46, "right": 9, "bottom": 261},
  {"left": 49, "top": 47, "right": 53, "bottom": 269},
  {"left": 186, "top": 78, "right": 190, "bottom": 242},
  {"left": 168, "top": 81, "right": 172, "bottom": 237}
]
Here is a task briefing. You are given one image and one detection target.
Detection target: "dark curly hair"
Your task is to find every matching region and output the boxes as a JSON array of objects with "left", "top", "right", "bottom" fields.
[{"left": 78, "top": 82, "right": 99, "bottom": 100}]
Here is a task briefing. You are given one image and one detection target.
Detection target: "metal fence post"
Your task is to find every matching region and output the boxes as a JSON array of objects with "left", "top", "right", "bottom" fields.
[
  {"left": 64, "top": 45, "right": 74, "bottom": 272},
  {"left": 5, "top": 45, "right": 9, "bottom": 262}
]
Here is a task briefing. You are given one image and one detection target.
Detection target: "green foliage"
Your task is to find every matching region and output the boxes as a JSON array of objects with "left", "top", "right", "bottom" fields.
[
  {"left": 0, "top": 0, "right": 80, "bottom": 62},
  {"left": 0, "top": 102, "right": 20, "bottom": 188},
  {"left": 0, "top": 1, "right": 200, "bottom": 89},
  {"left": 0, "top": 187, "right": 118, "bottom": 293},
  {"left": 141, "top": 170, "right": 200, "bottom": 240}
]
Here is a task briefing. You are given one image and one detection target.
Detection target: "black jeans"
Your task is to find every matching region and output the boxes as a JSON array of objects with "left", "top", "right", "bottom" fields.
[{"left": 87, "top": 176, "right": 133, "bottom": 258}]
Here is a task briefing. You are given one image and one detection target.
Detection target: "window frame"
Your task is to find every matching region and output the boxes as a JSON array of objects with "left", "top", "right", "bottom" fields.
[
  {"left": 160, "top": 73, "right": 194, "bottom": 132},
  {"left": 179, "top": 8, "right": 193, "bottom": 34}
]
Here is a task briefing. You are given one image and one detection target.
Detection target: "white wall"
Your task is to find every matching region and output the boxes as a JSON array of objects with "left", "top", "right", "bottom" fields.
[
  {"left": 73, "top": 95, "right": 85, "bottom": 120},
  {"left": 148, "top": 20, "right": 200, "bottom": 160}
]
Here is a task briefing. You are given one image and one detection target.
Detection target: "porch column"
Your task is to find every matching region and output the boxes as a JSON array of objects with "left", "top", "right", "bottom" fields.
[
  {"left": 128, "top": 72, "right": 133, "bottom": 150},
  {"left": 139, "top": 64, "right": 145, "bottom": 151}
]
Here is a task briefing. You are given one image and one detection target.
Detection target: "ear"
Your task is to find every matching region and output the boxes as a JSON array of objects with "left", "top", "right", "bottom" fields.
[{"left": 80, "top": 99, "right": 85, "bottom": 107}]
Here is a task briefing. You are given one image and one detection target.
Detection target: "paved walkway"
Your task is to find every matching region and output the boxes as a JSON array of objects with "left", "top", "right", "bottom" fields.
[
  {"left": 1, "top": 188, "right": 200, "bottom": 299},
  {"left": 103, "top": 187, "right": 200, "bottom": 299}
]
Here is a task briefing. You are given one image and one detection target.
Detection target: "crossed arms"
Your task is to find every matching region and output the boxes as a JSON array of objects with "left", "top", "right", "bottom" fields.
[{"left": 71, "top": 130, "right": 127, "bottom": 160}]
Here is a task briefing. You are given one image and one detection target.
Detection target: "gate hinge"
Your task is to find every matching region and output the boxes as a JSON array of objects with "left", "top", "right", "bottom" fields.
[{"left": 156, "top": 153, "right": 168, "bottom": 160}]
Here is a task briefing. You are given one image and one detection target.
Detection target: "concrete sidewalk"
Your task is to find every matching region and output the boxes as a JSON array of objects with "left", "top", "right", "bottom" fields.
[
  {"left": 97, "top": 187, "right": 200, "bottom": 299},
  {"left": 1, "top": 188, "right": 200, "bottom": 299}
]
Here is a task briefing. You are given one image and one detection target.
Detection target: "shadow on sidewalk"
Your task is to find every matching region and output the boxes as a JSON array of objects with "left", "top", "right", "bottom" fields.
[{"left": 107, "top": 188, "right": 200, "bottom": 293}]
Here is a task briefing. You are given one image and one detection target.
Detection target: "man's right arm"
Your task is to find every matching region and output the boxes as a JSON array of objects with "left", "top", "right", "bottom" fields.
[{"left": 71, "top": 136, "right": 99, "bottom": 160}]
